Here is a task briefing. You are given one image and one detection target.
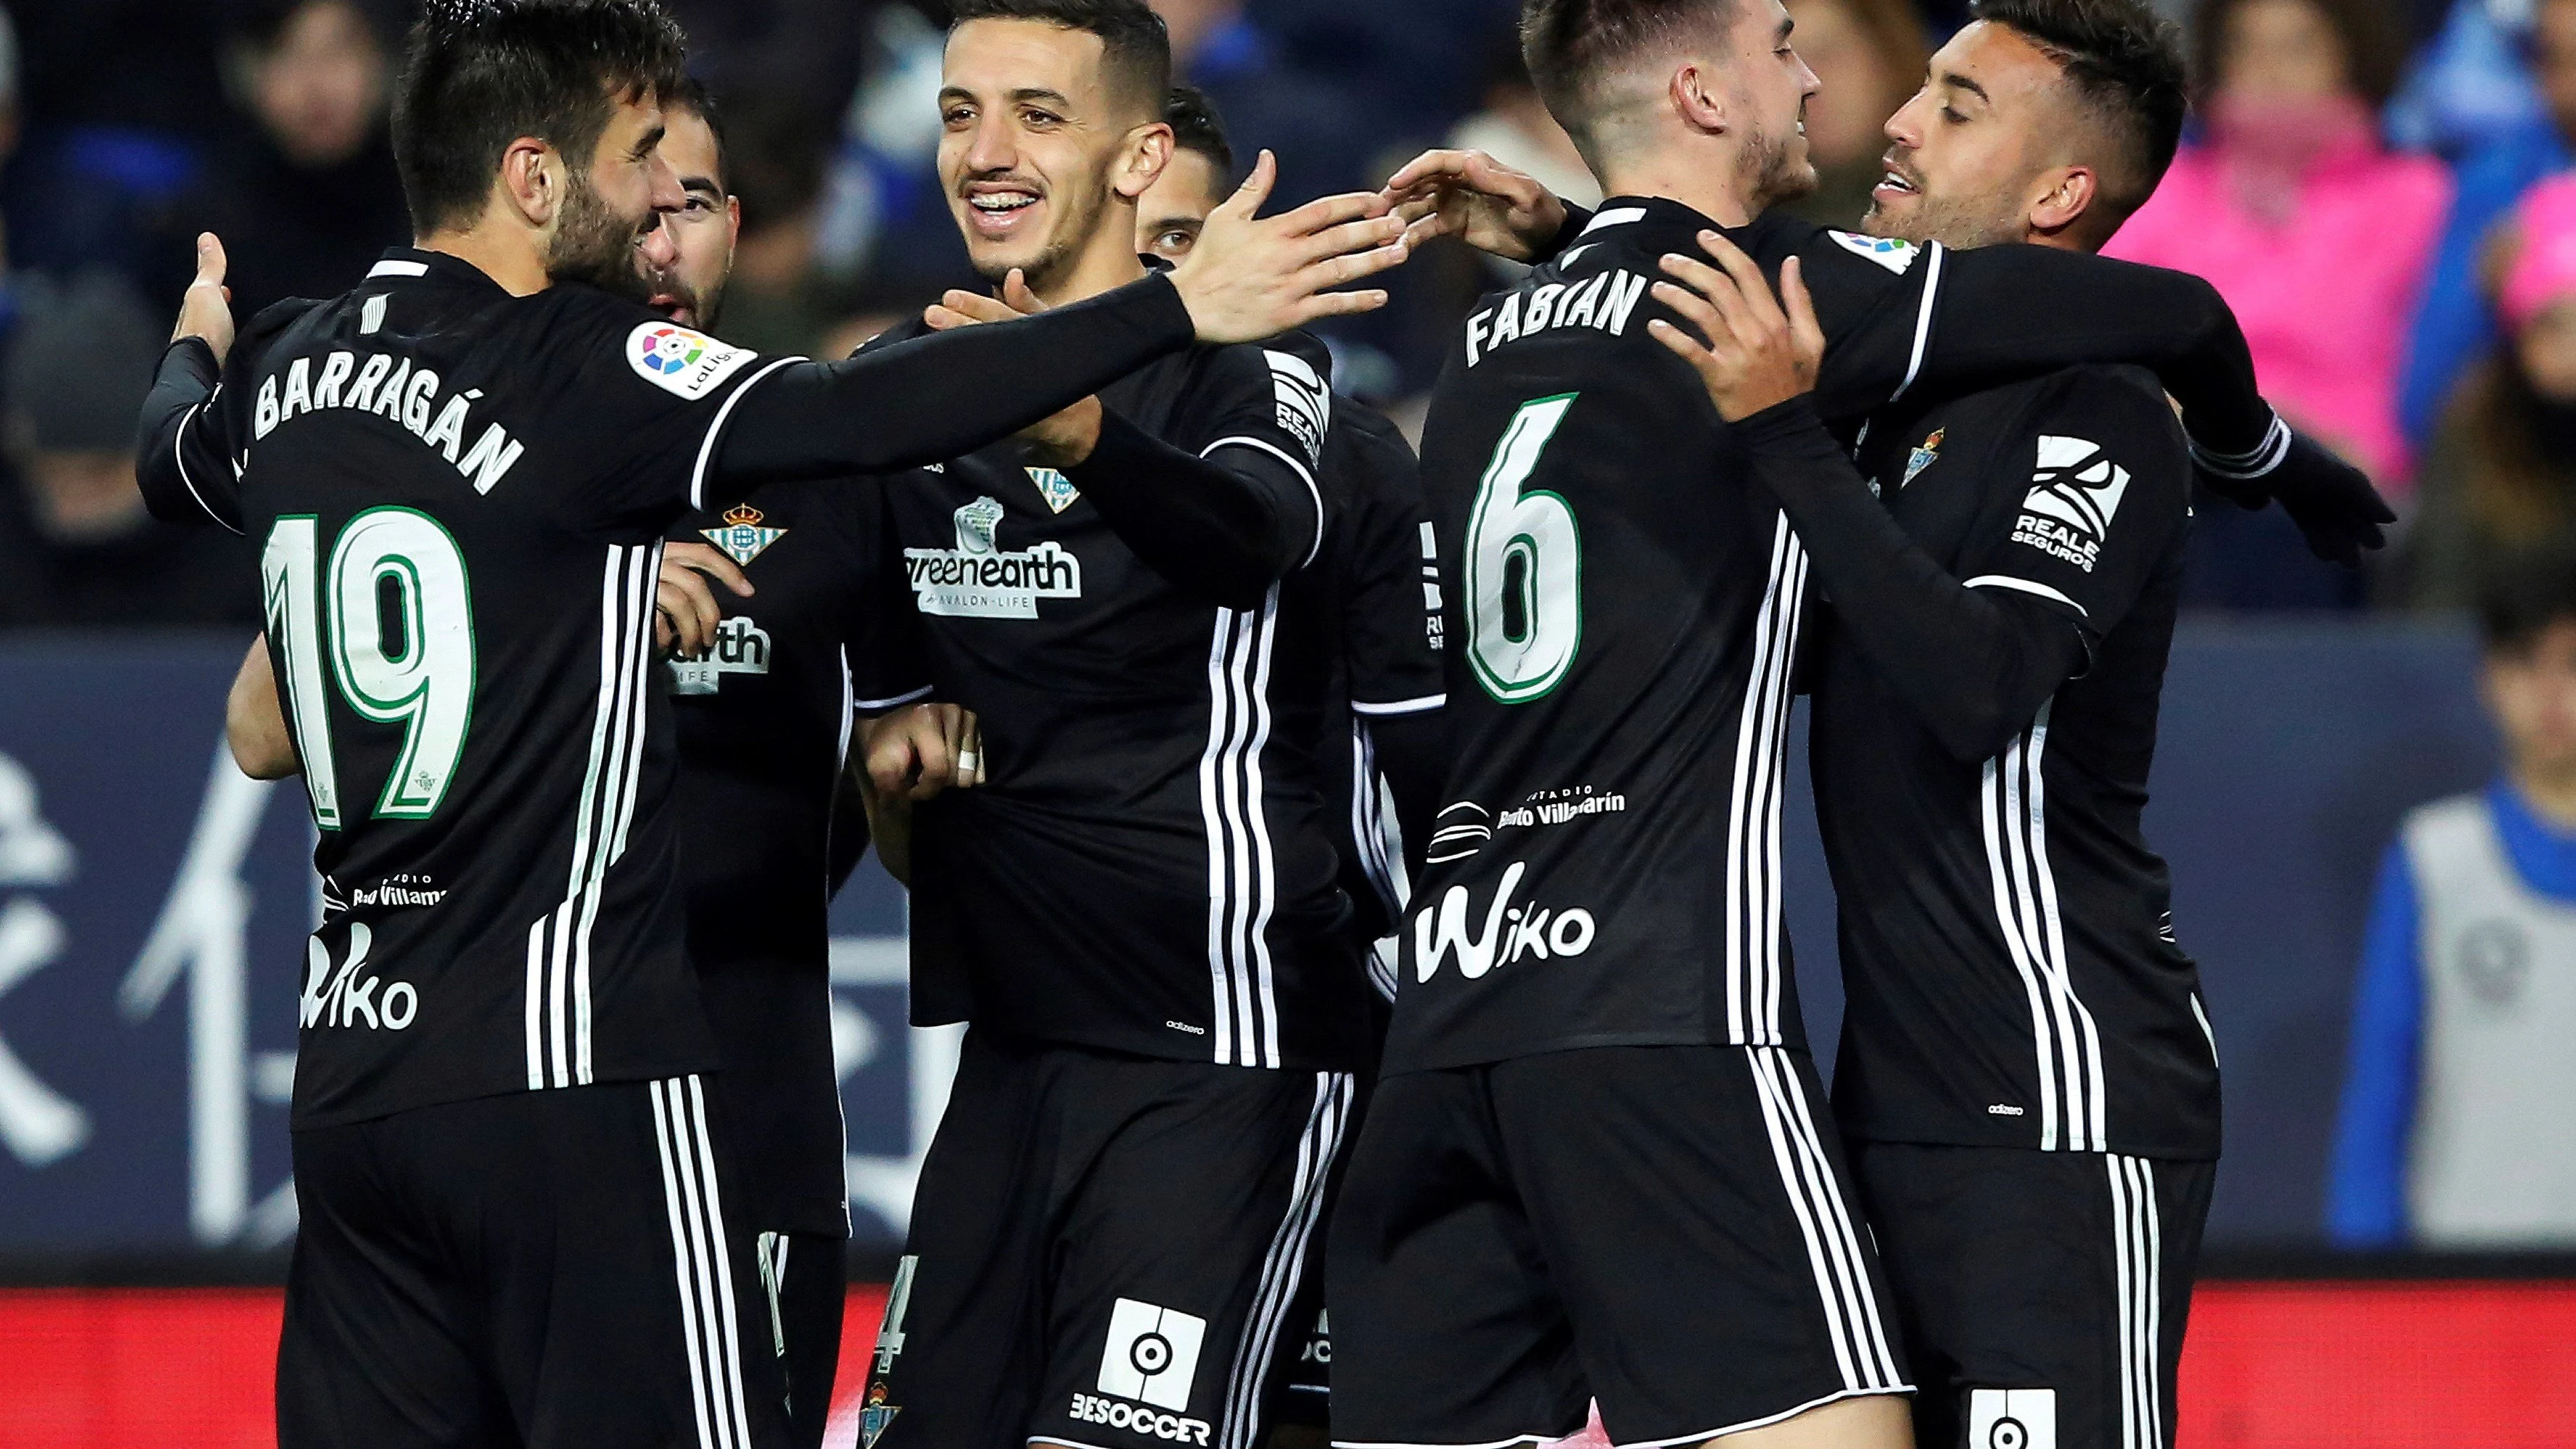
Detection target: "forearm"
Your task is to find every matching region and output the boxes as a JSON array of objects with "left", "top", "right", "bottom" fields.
[
  {"left": 227, "top": 637, "right": 300, "bottom": 781},
  {"left": 1067, "top": 411, "right": 1320, "bottom": 608},
  {"left": 1363, "top": 709, "right": 1444, "bottom": 881},
  {"left": 1739, "top": 398, "right": 2084, "bottom": 760},
  {"left": 136, "top": 338, "right": 225, "bottom": 525},
  {"left": 714, "top": 276, "right": 1195, "bottom": 482}
]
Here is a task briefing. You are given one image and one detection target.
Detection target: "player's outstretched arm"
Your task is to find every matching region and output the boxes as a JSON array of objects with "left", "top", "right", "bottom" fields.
[
  {"left": 136, "top": 234, "right": 247, "bottom": 531},
  {"left": 1168, "top": 151, "right": 1410, "bottom": 342},
  {"left": 1652, "top": 249, "right": 2093, "bottom": 762},
  {"left": 1379, "top": 148, "right": 1578, "bottom": 264},
  {"left": 227, "top": 636, "right": 302, "bottom": 782}
]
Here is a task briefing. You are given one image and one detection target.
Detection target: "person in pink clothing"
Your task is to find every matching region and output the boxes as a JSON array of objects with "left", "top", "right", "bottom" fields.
[{"left": 2104, "top": 0, "right": 2452, "bottom": 497}]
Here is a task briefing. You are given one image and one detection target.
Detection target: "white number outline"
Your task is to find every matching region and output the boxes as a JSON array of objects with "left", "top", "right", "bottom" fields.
[{"left": 1464, "top": 393, "right": 1584, "bottom": 704}]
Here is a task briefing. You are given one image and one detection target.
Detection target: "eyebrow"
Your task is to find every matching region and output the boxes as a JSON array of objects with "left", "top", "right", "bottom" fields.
[
  {"left": 1938, "top": 68, "right": 1991, "bottom": 103},
  {"left": 633, "top": 122, "right": 667, "bottom": 159},
  {"left": 679, "top": 174, "right": 724, "bottom": 199}
]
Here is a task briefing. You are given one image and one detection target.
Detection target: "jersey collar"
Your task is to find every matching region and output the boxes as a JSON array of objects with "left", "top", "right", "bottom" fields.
[{"left": 364, "top": 246, "right": 515, "bottom": 299}]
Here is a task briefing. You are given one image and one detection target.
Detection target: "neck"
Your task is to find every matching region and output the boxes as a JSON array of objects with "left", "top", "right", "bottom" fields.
[
  {"left": 419, "top": 222, "right": 550, "bottom": 297},
  {"left": 1023, "top": 216, "right": 1148, "bottom": 308},
  {"left": 1599, "top": 147, "right": 1759, "bottom": 228},
  {"left": 2514, "top": 761, "right": 2576, "bottom": 831}
]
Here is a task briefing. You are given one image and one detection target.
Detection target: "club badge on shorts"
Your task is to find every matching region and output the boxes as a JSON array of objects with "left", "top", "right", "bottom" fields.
[
  {"left": 1027, "top": 466, "right": 1082, "bottom": 514},
  {"left": 860, "top": 1381, "right": 900, "bottom": 1448},
  {"left": 1903, "top": 427, "right": 1945, "bottom": 489},
  {"left": 703, "top": 503, "right": 787, "bottom": 568}
]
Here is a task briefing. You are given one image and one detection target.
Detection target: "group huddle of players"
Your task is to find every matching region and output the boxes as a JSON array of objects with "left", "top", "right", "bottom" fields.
[{"left": 132, "top": 0, "right": 2398, "bottom": 1447}]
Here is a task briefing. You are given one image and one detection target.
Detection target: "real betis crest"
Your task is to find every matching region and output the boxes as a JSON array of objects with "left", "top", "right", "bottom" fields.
[
  {"left": 702, "top": 502, "right": 787, "bottom": 567},
  {"left": 1902, "top": 427, "right": 1945, "bottom": 489},
  {"left": 859, "top": 1381, "right": 901, "bottom": 1448},
  {"left": 1027, "top": 466, "right": 1081, "bottom": 514}
]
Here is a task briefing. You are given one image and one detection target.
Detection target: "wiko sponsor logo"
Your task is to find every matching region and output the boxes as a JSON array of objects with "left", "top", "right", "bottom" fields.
[
  {"left": 2011, "top": 435, "right": 2130, "bottom": 573},
  {"left": 904, "top": 496, "right": 1083, "bottom": 619},
  {"left": 299, "top": 923, "right": 418, "bottom": 1031},
  {"left": 1413, "top": 860, "right": 1598, "bottom": 982}
]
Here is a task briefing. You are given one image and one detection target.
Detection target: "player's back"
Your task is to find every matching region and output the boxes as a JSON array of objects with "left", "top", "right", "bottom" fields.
[
  {"left": 1389, "top": 200, "right": 1824, "bottom": 1072},
  {"left": 177, "top": 250, "right": 790, "bottom": 1126}
]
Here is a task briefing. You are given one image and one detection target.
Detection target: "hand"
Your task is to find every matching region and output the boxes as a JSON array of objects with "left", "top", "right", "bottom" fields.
[
  {"left": 865, "top": 702, "right": 974, "bottom": 801},
  {"left": 925, "top": 276, "right": 1104, "bottom": 465},
  {"left": 1644, "top": 231, "right": 1823, "bottom": 422},
  {"left": 1379, "top": 148, "right": 1570, "bottom": 263},
  {"left": 1167, "top": 151, "right": 1410, "bottom": 344},
  {"left": 654, "top": 541, "right": 753, "bottom": 657},
  {"left": 954, "top": 710, "right": 986, "bottom": 788},
  {"left": 2200, "top": 428, "right": 2394, "bottom": 566},
  {"left": 173, "top": 233, "right": 236, "bottom": 364}
]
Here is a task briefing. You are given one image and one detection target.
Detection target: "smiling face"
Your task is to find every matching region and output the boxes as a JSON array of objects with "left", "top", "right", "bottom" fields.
[
  {"left": 938, "top": 17, "right": 1170, "bottom": 290},
  {"left": 1729, "top": 0, "right": 1824, "bottom": 206},
  {"left": 643, "top": 106, "right": 738, "bottom": 329},
  {"left": 1867, "top": 20, "right": 2077, "bottom": 249},
  {"left": 542, "top": 87, "right": 682, "bottom": 305}
]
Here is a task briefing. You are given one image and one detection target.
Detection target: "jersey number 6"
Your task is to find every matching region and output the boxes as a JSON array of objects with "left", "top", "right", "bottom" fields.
[
  {"left": 1465, "top": 393, "right": 1582, "bottom": 705},
  {"left": 263, "top": 508, "right": 478, "bottom": 829}
]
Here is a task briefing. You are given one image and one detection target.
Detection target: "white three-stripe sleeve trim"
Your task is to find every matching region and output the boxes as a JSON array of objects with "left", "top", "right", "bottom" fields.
[
  {"left": 687, "top": 356, "right": 806, "bottom": 514},
  {"left": 1983, "top": 736, "right": 2061, "bottom": 1148},
  {"left": 1219, "top": 1073, "right": 1352, "bottom": 1449},
  {"left": 1200, "top": 595, "right": 1284, "bottom": 1067},
  {"left": 1962, "top": 575, "right": 2087, "bottom": 617},
  {"left": 1203, "top": 435, "right": 1327, "bottom": 570},
  {"left": 1351, "top": 694, "right": 1446, "bottom": 717},
  {"left": 2028, "top": 712, "right": 2110, "bottom": 1150}
]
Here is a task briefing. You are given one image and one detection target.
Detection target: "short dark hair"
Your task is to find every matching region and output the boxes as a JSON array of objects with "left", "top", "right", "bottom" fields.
[
  {"left": 1165, "top": 84, "right": 1232, "bottom": 176},
  {"left": 2190, "top": 0, "right": 2407, "bottom": 109},
  {"left": 663, "top": 73, "right": 728, "bottom": 188},
  {"left": 391, "top": 0, "right": 688, "bottom": 236},
  {"left": 1520, "top": 0, "right": 1737, "bottom": 159},
  {"left": 946, "top": 0, "right": 1171, "bottom": 122},
  {"left": 1970, "top": 0, "right": 2188, "bottom": 228},
  {"left": 2480, "top": 542, "right": 2576, "bottom": 653}
]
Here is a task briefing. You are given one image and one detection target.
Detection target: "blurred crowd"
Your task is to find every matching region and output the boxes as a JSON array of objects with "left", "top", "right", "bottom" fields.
[{"left": 10, "top": 0, "right": 2576, "bottom": 627}]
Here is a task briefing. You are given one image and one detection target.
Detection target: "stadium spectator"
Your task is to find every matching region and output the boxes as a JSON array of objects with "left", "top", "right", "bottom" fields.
[
  {"left": 2104, "top": 0, "right": 2448, "bottom": 495},
  {"left": 2391, "top": 176, "right": 2576, "bottom": 611},
  {"left": 2329, "top": 543, "right": 2576, "bottom": 1249},
  {"left": 2398, "top": 0, "right": 2576, "bottom": 451},
  {"left": 0, "top": 273, "right": 254, "bottom": 630},
  {"left": 184, "top": 0, "right": 409, "bottom": 320},
  {"left": 1778, "top": 0, "right": 1931, "bottom": 228}
]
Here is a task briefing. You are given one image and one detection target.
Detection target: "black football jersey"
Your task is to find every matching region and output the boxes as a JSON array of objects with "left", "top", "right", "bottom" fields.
[
  {"left": 667, "top": 475, "right": 915, "bottom": 1235},
  {"left": 143, "top": 248, "right": 803, "bottom": 1127},
  {"left": 1314, "top": 401, "right": 1445, "bottom": 991},
  {"left": 857, "top": 330, "right": 1378, "bottom": 1071},
  {"left": 1384, "top": 198, "right": 1963, "bottom": 1074},
  {"left": 1813, "top": 365, "right": 2220, "bottom": 1160}
]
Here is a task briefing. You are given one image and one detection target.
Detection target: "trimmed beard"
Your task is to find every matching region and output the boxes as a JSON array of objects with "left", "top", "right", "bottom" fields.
[
  {"left": 1862, "top": 185, "right": 2028, "bottom": 250},
  {"left": 547, "top": 166, "right": 659, "bottom": 306},
  {"left": 1744, "top": 119, "right": 1820, "bottom": 211},
  {"left": 968, "top": 172, "right": 1107, "bottom": 294}
]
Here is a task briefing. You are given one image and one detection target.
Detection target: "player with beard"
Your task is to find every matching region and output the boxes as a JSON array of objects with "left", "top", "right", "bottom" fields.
[
  {"left": 1646, "top": 2, "right": 2224, "bottom": 1444},
  {"left": 844, "top": 7, "right": 1405, "bottom": 1448},
  {"left": 131, "top": 1, "right": 1407, "bottom": 1444},
  {"left": 1323, "top": 0, "right": 2391, "bottom": 1445}
]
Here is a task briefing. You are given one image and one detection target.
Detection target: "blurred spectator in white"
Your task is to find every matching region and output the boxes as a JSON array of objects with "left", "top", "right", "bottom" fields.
[
  {"left": 2399, "top": 0, "right": 2576, "bottom": 450},
  {"left": 1778, "top": 0, "right": 1930, "bottom": 228},
  {"left": 0, "top": 273, "right": 254, "bottom": 630},
  {"left": 2394, "top": 176, "right": 2576, "bottom": 609},
  {"left": 1445, "top": 40, "right": 1600, "bottom": 220},
  {"left": 2330, "top": 545, "right": 2576, "bottom": 1249},
  {"left": 2107, "top": 0, "right": 2447, "bottom": 493},
  {"left": 185, "top": 0, "right": 409, "bottom": 319}
]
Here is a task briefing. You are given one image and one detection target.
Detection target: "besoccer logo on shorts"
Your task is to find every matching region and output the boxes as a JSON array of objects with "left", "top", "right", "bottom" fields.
[
  {"left": 1967, "top": 1387, "right": 2056, "bottom": 1449},
  {"left": 1067, "top": 1298, "right": 1213, "bottom": 1443}
]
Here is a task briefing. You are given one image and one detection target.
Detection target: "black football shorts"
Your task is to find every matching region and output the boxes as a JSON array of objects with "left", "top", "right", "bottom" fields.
[
  {"left": 276, "top": 1075, "right": 788, "bottom": 1449},
  {"left": 862, "top": 1029, "right": 1356, "bottom": 1449},
  {"left": 1850, "top": 1142, "right": 2215, "bottom": 1449},
  {"left": 1328, "top": 1044, "right": 1912, "bottom": 1447}
]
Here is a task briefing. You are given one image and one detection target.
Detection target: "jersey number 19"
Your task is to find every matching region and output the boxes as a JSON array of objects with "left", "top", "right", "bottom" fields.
[
  {"left": 1465, "top": 393, "right": 1582, "bottom": 704},
  {"left": 263, "top": 508, "right": 478, "bottom": 829}
]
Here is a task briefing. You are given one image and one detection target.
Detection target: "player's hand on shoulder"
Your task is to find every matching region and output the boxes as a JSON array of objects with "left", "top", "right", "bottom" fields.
[
  {"left": 2199, "top": 422, "right": 2395, "bottom": 567},
  {"left": 1168, "top": 151, "right": 1409, "bottom": 345},
  {"left": 654, "top": 542, "right": 753, "bottom": 659},
  {"left": 1379, "top": 148, "right": 1569, "bottom": 263},
  {"left": 926, "top": 276, "right": 1104, "bottom": 465},
  {"left": 865, "top": 702, "right": 977, "bottom": 802},
  {"left": 1646, "top": 232, "right": 1825, "bottom": 422},
  {"left": 171, "top": 233, "right": 236, "bottom": 364}
]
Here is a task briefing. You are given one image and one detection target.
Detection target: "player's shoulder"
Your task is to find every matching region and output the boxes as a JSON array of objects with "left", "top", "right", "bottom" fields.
[
  {"left": 2031, "top": 364, "right": 2188, "bottom": 457},
  {"left": 523, "top": 283, "right": 770, "bottom": 404}
]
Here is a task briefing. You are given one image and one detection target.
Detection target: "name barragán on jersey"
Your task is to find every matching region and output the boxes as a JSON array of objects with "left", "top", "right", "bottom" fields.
[{"left": 251, "top": 345, "right": 526, "bottom": 494}]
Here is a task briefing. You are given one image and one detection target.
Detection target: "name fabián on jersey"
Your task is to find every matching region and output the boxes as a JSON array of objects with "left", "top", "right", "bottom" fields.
[
  {"left": 253, "top": 349, "right": 525, "bottom": 495},
  {"left": 1464, "top": 268, "right": 1653, "bottom": 367}
]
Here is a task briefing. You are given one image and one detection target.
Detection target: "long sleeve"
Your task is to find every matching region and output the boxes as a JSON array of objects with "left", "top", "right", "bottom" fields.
[
  {"left": 712, "top": 273, "right": 1195, "bottom": 483},
  {"left": 2327, "top": 841, "right": 2425, "bottom": 1249},
  {"left": 135, "top": 337, "right": 244, "bottom": 532},
  {"left": 1064, "top": 409, "right": 1320, "bottom": 608},
  {"left": 1365, "top": 709, "right": 1445, "bottom": 882}
]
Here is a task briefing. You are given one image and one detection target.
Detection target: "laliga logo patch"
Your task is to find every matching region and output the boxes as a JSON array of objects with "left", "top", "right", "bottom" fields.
[
  {"left": 625, "top": 321, "right": 758, "bottom": 399},
  {"left": 702, "top": 502, "right": 787, "bottom": 568},
  {"left": 1828, "top": 230, "right": 1922, "bottom": 274},
  {"left": 1027, "top": 466, "right": 1082, "bottom": 514}
]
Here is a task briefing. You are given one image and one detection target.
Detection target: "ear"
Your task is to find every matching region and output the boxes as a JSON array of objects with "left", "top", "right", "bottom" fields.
[
  {"left": 1114, "top": 121, "right": 1175, "bottom": 202},
  {"left": 498, "top": 135, "right": 561, "bottom": 229},
  {"left": 1672, "top": 61, "right": 1730, "bottom": 135},
  {"left": 2027, "top": 164, "right": 2098, "bottom": 238},
  {"left": 724, "top": 194, "right": 743, "bottom": 252}
]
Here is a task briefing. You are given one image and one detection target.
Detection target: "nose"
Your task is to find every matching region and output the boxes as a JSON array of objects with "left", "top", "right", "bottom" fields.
[
  {"left": 964, "top": 110, "right": 1016, "bottom": 178},
  {"left": 646, "top": 149, "right": 686, "bottom": 217},
  {"left": 636, "top": 214, "right": 680, "bottom": 273},
  {"left": 1885, "top": 90, "right": 1927, "bottom": 146}
]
